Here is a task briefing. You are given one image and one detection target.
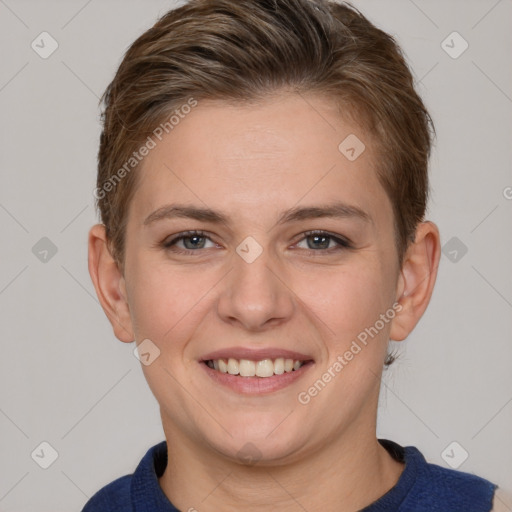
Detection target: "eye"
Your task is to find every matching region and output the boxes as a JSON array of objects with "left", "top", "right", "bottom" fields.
[
  {"left": 160, "top": 229, "right": 351, "bottom": 256},
  {"left": 162, "top": 230, "right": 217, "bottom": 253},
  {"left": 295, "top": 230, "right": 352, "bottom": 252}
]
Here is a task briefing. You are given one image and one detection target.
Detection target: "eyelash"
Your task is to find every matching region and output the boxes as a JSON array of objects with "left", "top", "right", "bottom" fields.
[{"left": 160, "top": 229, "right": 353, "bottom": 256}]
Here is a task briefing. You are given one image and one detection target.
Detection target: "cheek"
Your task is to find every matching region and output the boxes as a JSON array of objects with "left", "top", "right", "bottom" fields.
[
  {"left": 126, "top": 262, "right": 217, "bottom": 348},
  {"left": 294, "top": 264, "right": 392, "bottom": 345}
]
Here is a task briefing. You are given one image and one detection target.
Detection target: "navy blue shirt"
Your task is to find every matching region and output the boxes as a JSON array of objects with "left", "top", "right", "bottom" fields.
[{"left": 82, "top": 439, "right": 497, "bottom": 511}]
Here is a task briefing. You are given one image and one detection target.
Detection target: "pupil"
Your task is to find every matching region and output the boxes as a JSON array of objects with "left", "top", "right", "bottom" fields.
[
  {"left": 184, "top": 235, "right": 205, "bottom": 249},
  {"left": 308, "top": 235, "right": 329, "bottom": 250}
]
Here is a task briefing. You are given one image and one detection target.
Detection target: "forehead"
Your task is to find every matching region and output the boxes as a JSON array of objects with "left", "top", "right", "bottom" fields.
[{"left": 128, "top": 93, "right": 390, "bottom": 225}]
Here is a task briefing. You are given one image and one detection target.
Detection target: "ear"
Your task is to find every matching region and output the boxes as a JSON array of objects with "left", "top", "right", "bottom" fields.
[
  {"left": 88, "top": 224, "right": 134, "bottom": 343},
  {"left": 390, "top": 221, "right": 441, "bottom": 341}
]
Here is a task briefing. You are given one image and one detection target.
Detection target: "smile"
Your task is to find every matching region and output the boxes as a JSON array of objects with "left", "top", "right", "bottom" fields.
[
  {"left": 200, "top": 348, "right": 314, "bottom": 394},
  {"left": 205, "top": 357, "right": 305, "bottom": 378}
]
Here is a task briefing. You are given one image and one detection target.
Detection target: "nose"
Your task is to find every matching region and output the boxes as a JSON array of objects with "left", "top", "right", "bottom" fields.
[{"left": 216, "top": 248, "right": 295, "bottom": 332}]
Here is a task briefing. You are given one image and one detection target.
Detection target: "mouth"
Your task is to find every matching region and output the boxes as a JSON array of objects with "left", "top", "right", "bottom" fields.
[
  {"left": 204, "top": 357, "right": 309, "bottom": 377},
  {"left": 200, "top": 349, "right": 314, "bottom": 394}
]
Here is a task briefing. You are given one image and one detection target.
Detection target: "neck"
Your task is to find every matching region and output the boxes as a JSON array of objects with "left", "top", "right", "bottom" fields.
[{"left": 158, "top": 416, "right": 404, "bottom": 512}]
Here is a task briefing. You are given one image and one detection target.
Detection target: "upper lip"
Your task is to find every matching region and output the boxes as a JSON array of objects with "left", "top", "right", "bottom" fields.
[{"left": 201, "top": 347, "right": 314, "bottom": 362}]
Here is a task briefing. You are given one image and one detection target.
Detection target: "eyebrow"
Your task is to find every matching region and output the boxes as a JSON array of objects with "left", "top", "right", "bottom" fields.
[{"left": 143, "top": 201, "right": 372, "bottom": 227}]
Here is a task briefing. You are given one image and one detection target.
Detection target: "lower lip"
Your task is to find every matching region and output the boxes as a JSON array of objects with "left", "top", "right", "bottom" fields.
[{"left": 201, "top": 361, "right": 314, "bottom": 395}]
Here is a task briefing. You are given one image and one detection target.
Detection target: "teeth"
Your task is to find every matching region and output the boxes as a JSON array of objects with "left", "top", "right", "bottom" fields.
[
  {"left": 207, "top": 357, "right": 305, "bottom": 378},
  {"left": 256, "top": 359, "right": 274, "bottom": 377},
  {"left": 274, "top": 357, "right": 285, "bottom": 375},
  {"left": 218, "top": 359, "right": 228, "bottom": 373},
  {"left": 227, "top": 358, "right": 239, "bottom": 375},
  {"left": 239, "top": 359, "right": 256, "bottom": 377}
]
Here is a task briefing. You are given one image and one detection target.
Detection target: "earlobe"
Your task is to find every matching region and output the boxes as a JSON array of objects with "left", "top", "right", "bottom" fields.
[
  {"left": 390, "top": 221, "right": 441, "bottom": 341},
  {"left": 88, "top": 224, "right": 135, "bottom": 343}
]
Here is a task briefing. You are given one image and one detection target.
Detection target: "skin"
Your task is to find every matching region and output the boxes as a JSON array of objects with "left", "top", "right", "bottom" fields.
[{"left": 89, "top": 92, "right": 441, "bottom": 511}]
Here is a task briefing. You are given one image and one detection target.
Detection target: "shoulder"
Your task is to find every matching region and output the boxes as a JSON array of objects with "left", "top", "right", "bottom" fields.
[
  {"left": 81, "top": 474, "right": 133, "bottom": 512},
  {"left": 80, "top": 441, "right": 168, "bottom": 512},
  {"left": 402, "top": 446, "right": 497, "bottom": 511}
]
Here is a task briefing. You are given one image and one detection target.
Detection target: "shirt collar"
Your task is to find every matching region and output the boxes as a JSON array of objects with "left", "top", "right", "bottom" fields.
[
  {"left": 131, "top": 441, "right": 178, "bottom": 512},
  {"left": 128, "top": 438, "right": 419, "bottom": 511}
]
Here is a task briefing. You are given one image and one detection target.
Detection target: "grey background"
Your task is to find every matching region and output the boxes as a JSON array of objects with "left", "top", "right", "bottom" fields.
[{"left": 0, "top": 0, "right": 511, "bottom": 510}]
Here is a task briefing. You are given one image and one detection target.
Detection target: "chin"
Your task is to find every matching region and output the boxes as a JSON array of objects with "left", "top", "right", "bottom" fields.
[{"left": 203, "top": 416, "right": 312, "bottom": 466}]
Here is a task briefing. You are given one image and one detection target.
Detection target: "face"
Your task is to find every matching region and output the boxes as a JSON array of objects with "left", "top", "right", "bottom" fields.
[{"left": 119, "top": 93, "right": 403, "bottom": 463}]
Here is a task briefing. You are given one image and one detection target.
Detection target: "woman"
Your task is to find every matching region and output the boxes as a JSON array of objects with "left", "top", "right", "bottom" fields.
[{"left": 85, "top": 1, "right": 501, "bottom": 510}]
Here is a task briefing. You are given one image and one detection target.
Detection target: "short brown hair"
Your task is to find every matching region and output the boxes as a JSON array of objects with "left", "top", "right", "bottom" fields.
[{"left": 96, "top": 0, "right": 434, "bottom": 271}]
